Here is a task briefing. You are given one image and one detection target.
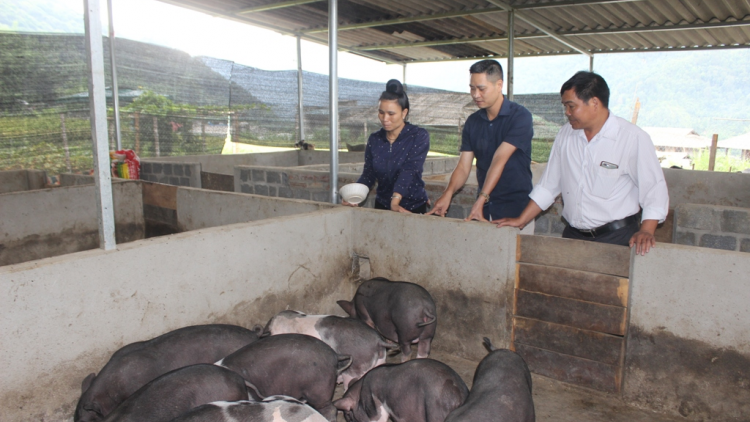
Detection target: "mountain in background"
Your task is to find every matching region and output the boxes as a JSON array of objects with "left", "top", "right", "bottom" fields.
[{"left": 2, "top": 0, "right": 749, "bottom": 139}]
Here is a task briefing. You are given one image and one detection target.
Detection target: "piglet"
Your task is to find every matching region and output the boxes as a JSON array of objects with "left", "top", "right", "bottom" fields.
[
  {"left": 217, "top": 333, "right": 352, "bottom": 422},
  {"left": 76, "top": 324, "right": 261, "bottom": 422},
  {"left": 337, "top": 277, "right": 436, "bottom": 362},
  {"left": 263, "top": 310, "right": 396, "bottom": 389},
  {"left": 169, "top": 396, "right": 328, "bottom": 422},
  {"left": 445, "top": 338, "right": 535, "bottom": 422},
  {"left": 101, "top": 364, "right": 248, "bottom": 422},
  {"left": 333, "top": 358, "right": 468, "bottom": 422}
]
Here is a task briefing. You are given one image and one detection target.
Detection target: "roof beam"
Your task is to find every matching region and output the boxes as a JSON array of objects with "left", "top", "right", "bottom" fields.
[
  {"left": 346, "top": 34, "right": 546, "bottom": 51},
  {"left": 485, "top": 0, "right": 593, "bottom": 56},
  {"left": 513, "top": 0, "right": 644, "bottom": 10},
  {"left": 399, "top": 42, "right": 750, "bottom": 64},
  {"left": 561, "top": 19, "right": 750, "bottom": 36},
  {"left": 236, "top": 0, "right": 323, "bottom": 15},
  {"left": 344, "top": 19, "right": 750, "bottom": 51},
  {"left": 302, "top": 6, "right": 505, "bottom": 34}
]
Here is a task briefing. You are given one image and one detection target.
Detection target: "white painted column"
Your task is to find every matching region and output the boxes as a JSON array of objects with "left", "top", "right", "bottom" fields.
[
  {"left": 83, "top": 0, "right": 116, "bottom": 250},
  {"left": 329, "top": 0, "right": 339, "bottom": 204},
  {"left": 107, "top": 0, "right": 121, "bottom": 150},
  {"left": 297, "top": 35, "right": 305, "bottom": 144}
]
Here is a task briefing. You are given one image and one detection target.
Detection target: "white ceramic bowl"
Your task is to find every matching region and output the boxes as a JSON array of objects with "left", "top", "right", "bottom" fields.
[{"left": 339, "top": 183, "right": 370, "bottom": 205}]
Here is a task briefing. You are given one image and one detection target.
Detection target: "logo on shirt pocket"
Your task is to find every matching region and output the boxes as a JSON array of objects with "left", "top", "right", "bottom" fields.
[{"left": 591, "top": 165, "right": 621, "bottom": 198}]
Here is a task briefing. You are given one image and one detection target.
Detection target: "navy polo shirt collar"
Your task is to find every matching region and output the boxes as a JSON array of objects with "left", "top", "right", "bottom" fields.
[{"left": 478, "top": 96, "right": 511, "bottom": 122}]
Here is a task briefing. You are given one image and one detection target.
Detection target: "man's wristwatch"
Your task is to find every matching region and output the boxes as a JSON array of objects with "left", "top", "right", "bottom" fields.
[
  {"left": 478, "top": 191, "right": 490, "bottom": 202},
  {"left": 391, "top": 193, "right": 402, "bottom": 201}
]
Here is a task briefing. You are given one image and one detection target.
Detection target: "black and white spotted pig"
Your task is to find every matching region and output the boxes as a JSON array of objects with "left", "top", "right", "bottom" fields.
[
  {"left": 263, "top": 310, "right": 395, "bottom": 389},
  {"left": 169, "top": 397, "right": 328, "bottom": 422},
  {"left": 217, "top": 333, "right": 352, "bottom": 422},
  {"left": 333, "top": 358, "right": 468, "bottom": 422},
  {"left": 101, "top": 364, "right": 249, "bottom": 422},
  {"left": 337, "top": 277, "right": 437, "bottom": 362},
  {"left": 445, "top": 338, "right": 535, "bottom": 422},
  {"left": 76, "top": 324, "right": 261, "bottom": 422}
]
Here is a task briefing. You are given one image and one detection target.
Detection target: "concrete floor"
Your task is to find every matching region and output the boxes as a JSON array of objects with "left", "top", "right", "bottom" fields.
[{"left": 335, "top": 350, "right": 683, "bottom": 422}]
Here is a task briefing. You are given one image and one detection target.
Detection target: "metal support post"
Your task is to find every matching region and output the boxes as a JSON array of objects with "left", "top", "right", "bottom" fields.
[
  {"left": 329, "top": 0, "right": 339, "bottom": 204},
  {"left": 507, "top": 9, "right": 514, "bottom": 101},
  {"left": 107, "top": 0, "right": 121, "bottom": 150},
  {"left": 297, "top": 35, "right": 305, "bottom": 143},
  {"left": 402, "top": 63, "right": 407, "bottom": 88},
  {"left": 589, "top": 55, "right": 594, "bottom": 72},
  {"left": 83, "top": 0, "right": 116, "bottom": 250}
]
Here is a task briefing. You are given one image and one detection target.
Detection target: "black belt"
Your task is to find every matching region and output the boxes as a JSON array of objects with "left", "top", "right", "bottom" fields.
[{"left": 569, "top": 214, "right": 640, "bottom": 238}]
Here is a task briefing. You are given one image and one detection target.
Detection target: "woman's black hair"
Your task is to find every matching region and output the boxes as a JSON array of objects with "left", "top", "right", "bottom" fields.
[{"left": 379, "top": 79, "right": 409, "bottom": 116}]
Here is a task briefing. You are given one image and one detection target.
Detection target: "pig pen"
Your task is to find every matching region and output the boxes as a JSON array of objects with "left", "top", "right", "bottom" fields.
[
  {"left": 2, "top": 206, "right": 748, "bottom": 421},
  {"left": 1, "top": 180, "right": 337, "bottom": 266}
]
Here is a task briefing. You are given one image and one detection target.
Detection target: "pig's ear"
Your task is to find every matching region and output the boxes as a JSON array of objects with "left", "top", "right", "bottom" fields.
[
  {"left": 81, "top": 373, "right": 96, "bottom": 393},
  {"left": 333, "top": 397, "right": 356, "bottom": 412},
  {"left": 337, "top": 300, "right": 356, "bottom": 317}
]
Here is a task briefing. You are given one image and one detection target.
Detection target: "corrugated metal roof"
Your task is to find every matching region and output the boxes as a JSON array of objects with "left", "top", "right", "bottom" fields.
[{"left": 156, "top": 0, "right": 750, "bottom": 63}]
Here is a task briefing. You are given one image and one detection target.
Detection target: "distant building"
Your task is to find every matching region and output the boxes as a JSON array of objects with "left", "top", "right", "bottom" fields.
[
  {"left": 642, "top": 127, "right": 712, "bottom": 169},
  {"left": 719, "top": 132, "right": 750, "bottom": 161}
]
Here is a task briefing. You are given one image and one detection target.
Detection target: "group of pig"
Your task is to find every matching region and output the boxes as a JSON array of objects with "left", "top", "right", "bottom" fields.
[{"left": 74, "top": 277, "right": 535, "bottom": 422}]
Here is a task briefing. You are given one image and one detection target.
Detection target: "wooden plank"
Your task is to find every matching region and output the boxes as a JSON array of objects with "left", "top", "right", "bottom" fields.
[
  {"left": 518, "top": 263, "right": 629, "bottom": 307},
  {"left": 142, "top": 181, "right": 177, "bottom": 210},
  {"left": 515, "top": 343, "right": 621, "bottom": 393},
  {"left": 200, "top": 172, "right": 234, "bottom": 192},
  {"left": 513, "top": 317, "right": 623, "bottom": 365},
  {"left": 515, "top": 290, "right": 627, "bottom": 336},
  {"left": 518, "top": 235, "right": 630, "bottom": 277}
]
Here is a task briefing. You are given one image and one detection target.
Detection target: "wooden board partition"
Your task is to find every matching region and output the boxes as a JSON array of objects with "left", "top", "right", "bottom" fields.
[
  {"left": 519, "top": 235, "right": 630, "bottom": 278},
  {"left": 142, "top": 182, "right": 177, "bottom": 210},
  {"left": 512, "top": 234, "right": 631, "bottom": 393}
]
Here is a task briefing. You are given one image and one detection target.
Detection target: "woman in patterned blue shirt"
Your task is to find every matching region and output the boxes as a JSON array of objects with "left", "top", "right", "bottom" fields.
[{"left": 343, "top": 79, "right": 430, "bottom": 213}]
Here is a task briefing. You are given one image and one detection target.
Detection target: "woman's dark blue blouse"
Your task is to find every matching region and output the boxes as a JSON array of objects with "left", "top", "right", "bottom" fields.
[{"left": 357, "top": 123, "right": 430, "bottom": 211}]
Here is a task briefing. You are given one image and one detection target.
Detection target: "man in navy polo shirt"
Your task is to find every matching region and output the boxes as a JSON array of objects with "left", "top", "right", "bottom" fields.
[{"left": 428, "top": 59, "right": 534, "bottom": 227}]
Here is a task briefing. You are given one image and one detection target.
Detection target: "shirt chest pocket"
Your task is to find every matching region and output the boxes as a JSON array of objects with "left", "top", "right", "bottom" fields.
[{"left": 591, "top": 166, "right": 621, "bottom": 198}]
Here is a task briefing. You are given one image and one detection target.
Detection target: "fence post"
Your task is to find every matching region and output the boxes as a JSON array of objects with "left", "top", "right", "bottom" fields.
[
  {"left": 709, "top": 134, "right": 718, "bottom": 171},
  {"left": 60, "top": 113, "right": 72, "bottom": 173},
  {"left": 134, "top": 111, "right": 140, "bottom": 155},
  {"left": 153, "top": 116, "right": 160, "bottom": 157},
  {"left": 201, "top": 113, "right": 206, "bottom": 152}
]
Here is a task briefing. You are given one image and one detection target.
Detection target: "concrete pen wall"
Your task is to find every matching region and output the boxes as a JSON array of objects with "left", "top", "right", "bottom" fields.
[
  {"left": 0, "top": 169, "right": 47, "bottom": 194},
  {"left": 0, "top": 208, "right": 355, "bottom": 422},
  {"left": 624, "top": 243, "right": 750, "bottom": 420},
  {"left": 352, "top": 209, "right": 518, "bottom": 362},
  {"left": 0, "top": 182, "right": 145, "bottom": 266}
]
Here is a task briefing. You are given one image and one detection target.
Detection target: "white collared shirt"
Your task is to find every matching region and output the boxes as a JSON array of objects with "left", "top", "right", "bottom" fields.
[{"left": 529, "top": 113, "right": 669, "bottom": 229}]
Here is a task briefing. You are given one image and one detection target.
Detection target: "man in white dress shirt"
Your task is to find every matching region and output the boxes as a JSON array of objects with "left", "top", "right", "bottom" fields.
[{"left": 496, "top": 71, "right": 668, "bottom": 255}]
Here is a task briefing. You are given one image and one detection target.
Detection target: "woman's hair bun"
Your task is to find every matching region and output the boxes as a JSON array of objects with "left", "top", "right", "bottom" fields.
[{"left": 386, "top": 79, "right": 404, "bottom": 96}]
